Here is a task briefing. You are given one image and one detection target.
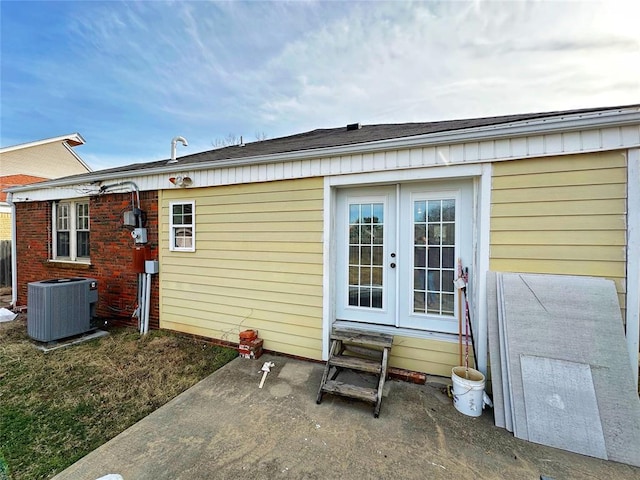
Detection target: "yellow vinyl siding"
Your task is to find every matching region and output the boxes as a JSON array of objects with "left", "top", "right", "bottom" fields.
[
  {"left": 490, "top": 151, "right": 627, "bottom": 317},
  {"left": 159, "top": 177, "right": 324, "bottom": 359},
  {"left": 0, "top": 213, "right": 11, "bottom": 240},
  {"left": 0, "top": 142, "right": 89, "bottom": 177},
  {"left": 390, "top": 336, "right": 463, "bottom": 378}
]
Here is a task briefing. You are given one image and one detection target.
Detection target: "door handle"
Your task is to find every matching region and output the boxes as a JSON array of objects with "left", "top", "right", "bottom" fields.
[{"left": 390, "top": 263, "right": 396, "bottom": 269}]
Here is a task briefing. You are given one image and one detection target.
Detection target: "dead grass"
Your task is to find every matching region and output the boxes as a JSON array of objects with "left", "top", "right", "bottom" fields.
[{"left": 0, "top": 315, "right": 238, "bottom": 480}]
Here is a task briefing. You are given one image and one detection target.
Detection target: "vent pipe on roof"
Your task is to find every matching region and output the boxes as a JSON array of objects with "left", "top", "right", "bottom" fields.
[
  {"left": 346, "top": 123, "right": 361, "bottom": 131},
  {"left": 168, "top": 136, "right": 188, "bottom": 164}
]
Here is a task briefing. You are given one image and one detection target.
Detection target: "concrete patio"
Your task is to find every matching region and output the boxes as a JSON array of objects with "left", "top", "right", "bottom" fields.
[{"left": 53, "top": 353, "right": 640, "bottom": 480}]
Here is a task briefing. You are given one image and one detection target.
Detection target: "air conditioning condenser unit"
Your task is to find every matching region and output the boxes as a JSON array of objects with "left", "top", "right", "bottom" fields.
[{"left": 27, "top": 277, "right": 98, "bottom": 342}]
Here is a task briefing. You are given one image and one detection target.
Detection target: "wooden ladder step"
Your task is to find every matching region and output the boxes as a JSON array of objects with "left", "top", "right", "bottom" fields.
[
  {"left": 328, "top": 354, "right": 382, "bottom": 374},
  {"left": 331, "top": 328, "right": 393, "bottom": 348},
  {"left": 317, "top": 328, "right": 393, "bottom": 417},
  {"left": 322, "top": 380, "right": 377, "bottom": 404}
]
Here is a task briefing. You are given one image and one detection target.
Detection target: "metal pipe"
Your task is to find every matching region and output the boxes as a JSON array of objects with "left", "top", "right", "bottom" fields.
[
  {"left": 139, "top": 272, "right": 146, "bottom": 334},
  {"left": 6, "top": 192, "right": 17, "bottom": 308},
  {"left": 168, "top": 136, "right": 188, "bottom": 164},
  {"left": 136, "top": 273, "right": 143, "bottom": 332},
  {"left": 98, "top": 181, "right": 142, "bottom": 227},
  {"left": 143, "top": 272, "right": 152, "bottom": 334}
]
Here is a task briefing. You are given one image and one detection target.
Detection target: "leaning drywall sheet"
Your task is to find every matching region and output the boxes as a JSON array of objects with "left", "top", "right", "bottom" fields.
[
  {"left": 496, "top": 273, "right": 514, "bottom": 433},
  {"left": 499, "top": 273, "right": 532, "bottom": 439},
  {"left": 486, "top": 271, "right": 506, "bottom": 429},
  {"left": 520, "top": 355, "right": 607, "bottom": 459},
  {"left": 500, "top": 273, "right": 640, "bottom": 467}
]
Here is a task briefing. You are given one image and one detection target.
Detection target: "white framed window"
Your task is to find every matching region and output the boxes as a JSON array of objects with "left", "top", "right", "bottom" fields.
[
  {"left": 53, "top": 199, "right": 90, "bottom": 262},
  {"left": 170, "top": 201, "right": 195, "bottom": 252}
]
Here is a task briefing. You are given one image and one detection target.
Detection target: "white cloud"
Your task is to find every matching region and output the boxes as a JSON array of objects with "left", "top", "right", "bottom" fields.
[
  {"left": 2, "top": 0, "right": 638, "bottom": 168},
  {"left": 67, "top": 1, "right": 640, "bottom": 129},
  {"left": 238, "top": 1, "right": 639, "bottom": 128}
]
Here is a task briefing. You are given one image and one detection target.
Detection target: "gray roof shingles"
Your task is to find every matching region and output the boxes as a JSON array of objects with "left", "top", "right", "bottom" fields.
[{"left": 45, "top": 104, "right": 640, "bottom": 180}]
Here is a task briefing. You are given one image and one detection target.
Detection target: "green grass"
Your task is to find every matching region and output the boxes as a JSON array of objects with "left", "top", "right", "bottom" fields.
[{"left": 0, "top": 316, "right": 238, "bottom": 480}]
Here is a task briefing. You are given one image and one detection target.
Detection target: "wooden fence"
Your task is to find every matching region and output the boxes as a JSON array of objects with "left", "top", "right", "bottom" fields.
[{"left": 0, "top": 240, "right": 11, "bottom": 287}]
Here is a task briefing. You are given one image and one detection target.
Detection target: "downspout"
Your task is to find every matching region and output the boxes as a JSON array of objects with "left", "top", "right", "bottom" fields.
[{"left": 7, "top": 192, "right": 17, "bottom": 308}]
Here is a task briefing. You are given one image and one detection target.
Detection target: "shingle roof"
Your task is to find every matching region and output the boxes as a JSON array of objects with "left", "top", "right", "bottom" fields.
[
  {"left": 89, "top": 104, "right": 638, "bottom": 177},
  {"left": 0, "top": 174, "right": 48, "bottom": 202}
]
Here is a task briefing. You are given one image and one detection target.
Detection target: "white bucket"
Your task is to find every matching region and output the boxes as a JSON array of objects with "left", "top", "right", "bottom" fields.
[{"left": 451, "top": 366, "right": 485, "bottom": 417}]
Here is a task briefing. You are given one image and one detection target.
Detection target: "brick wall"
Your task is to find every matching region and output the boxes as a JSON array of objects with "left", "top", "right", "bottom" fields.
[{"left": 15, "top": 191, "right": 159, "bottom": 329}]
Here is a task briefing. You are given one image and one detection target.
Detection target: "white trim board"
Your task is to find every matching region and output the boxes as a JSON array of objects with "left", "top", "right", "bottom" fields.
[
  {"left": 626, "top": 148, "right": 640, "bottom": 385},
  {"left": 0, "top": 133, "right": 85, "bottom": 154}
]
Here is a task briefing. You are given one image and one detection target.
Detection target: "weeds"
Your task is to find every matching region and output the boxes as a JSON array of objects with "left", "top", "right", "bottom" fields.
[{"left": 0, "top": 316, "right": 237, "bottom": 480}]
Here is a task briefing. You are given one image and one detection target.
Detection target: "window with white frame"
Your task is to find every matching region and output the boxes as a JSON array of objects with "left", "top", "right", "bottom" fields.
[
  {"left": 53, "top": 199, "right": 90, "bottom": 261},
  {"left": 170, "top": 201, "right": 195, "bottom": 251}
]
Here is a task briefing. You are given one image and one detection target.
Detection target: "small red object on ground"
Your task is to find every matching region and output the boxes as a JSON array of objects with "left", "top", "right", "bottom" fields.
[
  {"left": 239, "top": 338, "right": 263, "bottom": 359},
  {"left": 239, "top": 329, "right": 258, "bottom": 341}
]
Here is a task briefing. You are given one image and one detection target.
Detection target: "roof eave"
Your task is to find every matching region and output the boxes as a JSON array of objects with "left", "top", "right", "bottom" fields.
[
  {"left": 0, "top": 133, "right": 86, "bottom": 153},
  {"left": 7, "top": 106, "right": 640, "bottom": 193}
]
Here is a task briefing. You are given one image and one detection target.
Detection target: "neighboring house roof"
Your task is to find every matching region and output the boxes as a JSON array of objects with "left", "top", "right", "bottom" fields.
[
  {"left": 0, "top": 133, "right": 85, "bottom": 152},
  {"left": 0, "top": 132, "right": 92, "bottom": 178},
  {"left": 0, "top": 174, "right": 48, "bottom": 202}
]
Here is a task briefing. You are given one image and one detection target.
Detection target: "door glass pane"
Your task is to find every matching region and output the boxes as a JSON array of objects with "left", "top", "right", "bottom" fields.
[
  {"left": 372, "top": 225, "right": 384, "bottom": 244},
  {"left": 348, "top": 201, "right": 384, "bottom": 309},
  {"left": 360, "top": 267, "right": 372, "bottom": 285},
  {"left": 442, "top": 247, "right": 455, "bottom": 268},
  {"left": 361, "top": 246, "right": 371, "bottom": 264},
  {"left": 371, "top": 288, "right": 383, "bottom": 308},
  {"left": 414, "top": 291, "right": 425, "bottom": 313},
  {"left": 372, "top": 204, "right": 384, "bottom": 223},
  {"left": 361, "top": 204, "right": 372, "bottom": 220},
  {"left": 414, "top": 198, "right": 456, "bottom": 316},
  {"left": 442, "top": 293, "right": 455, "bottom": 315},
  {"left": 349, "top": 205, "right": 360, "bottom": 223},
  {"left": 372, "top": 246, "right": 383, "bottom": 266},
  {"left": 441, "top": 224, "right": 455, "bottom": 245},
  {"left": 427, "top": 225, "right": 440, "bottom": 245},
  {"left": 428, "top": 200, "right": 441, "bottom": 222},
  {"left": 442, "top": 199, "right": 455, "bottom": 221},
  {"left": 414, "top": 201, "right": 426, "bottom": 222},
  {"left": 359, "top": 287, "right": 371, "bottom": 307},
  {"left": 428, "top": 247, "right": 440, "bottom": 268},
  {"left": 415, "top": 246, "right": 426, "bottom": 267},
  {"left": 349, "top": 246, "right": 359, "bottom": 264}
]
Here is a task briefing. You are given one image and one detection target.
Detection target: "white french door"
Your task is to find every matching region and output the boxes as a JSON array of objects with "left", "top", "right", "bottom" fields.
[
  {"left": 335, "top": 186, "right": 397, "bottom": 325},
  {"left": 335, "top": 180, "right": 473, "bottom": 334}
]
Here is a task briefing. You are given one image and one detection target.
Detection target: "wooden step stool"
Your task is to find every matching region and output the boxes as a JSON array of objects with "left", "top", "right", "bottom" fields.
[{"left": 316, "top": 328, "right": 393, "bottom": 418}]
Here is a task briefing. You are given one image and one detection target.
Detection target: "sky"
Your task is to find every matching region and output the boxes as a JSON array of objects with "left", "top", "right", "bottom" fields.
[{"left": 1, "top": 0, "right": 639, "bottom": 171}]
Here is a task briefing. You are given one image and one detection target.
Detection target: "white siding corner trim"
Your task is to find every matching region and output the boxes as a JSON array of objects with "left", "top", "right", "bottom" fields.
[
  {"left": 322, "top": 180, "right": 335, "bottom": 361},
  {"left": 475, "top": 163, "right": 493, "bottom": 377},
  {"left": 626, "top": 148, "right": 640, "bottom": 384}
]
